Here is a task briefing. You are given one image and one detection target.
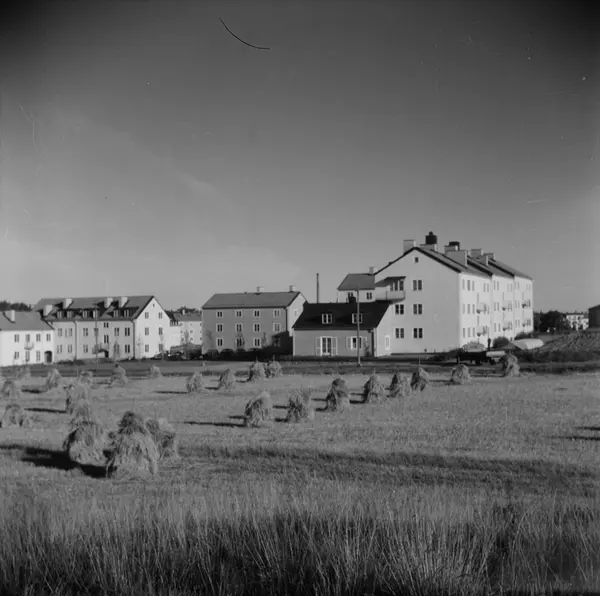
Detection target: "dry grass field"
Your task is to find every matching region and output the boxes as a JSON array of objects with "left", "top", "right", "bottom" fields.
[{"left": 1, "top": 367, "right": 599, "bottom": 595}]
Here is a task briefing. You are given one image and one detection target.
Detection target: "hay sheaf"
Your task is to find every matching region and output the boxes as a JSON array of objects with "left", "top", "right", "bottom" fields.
[
  {"left": 148, "top": 365, "right": 162, "bottom": 379},
  {"left": 145, "top": 417, "right": 178, "bottom": 460},
  {"left": 77, "top": 371, "right": 94, "bottom": 386},
  {"left": 265, "top": 360, "right": 283, "bottom": 379},
  {"left": 43, "top": 368, "right": 63, "bottom": 392},
  {"left": 105, "top": 411, "right": 159, "bottom": 477},
  {"left": 502, "top": 353, "right": 520, "bottom": 377},
  {"left": 186, "top": 372, "right": 206, "bottom": 394},
  {"left": 1, "top": 379, "right": 22, "bottom": 401},
  {"left": 325, "top": 378, "right": 350, "bottom": 412},
  {"left": 362, "top": 373, "right": 387, "bottom": 404},
  {"left": 16, "top": 366, "right": 31, "bottom": 381},
  {"left": 1, "top": 403, "right": 32, "bottom": 428},
  {"left": 109, "top": 365, "right": 128, "bottom": 387},
  {"left": 217, "top": 369, "right": 237, "bottom": 391},
  {"left": 247, "top": 361, "right": 266, "bottom": 383},
  {"left": 450, "top": 363, "right": 471, "bottom": 385},
  {"left": 244, "top": 391, "right": 273, "bottom": 428},
  {"left": 63, "top": 417, "right": 106, "bottom": 465},
  {"left": 388, "top": 373, "right": 412, "bottom": 398},
  {"left": 410, "top": 367, "right": 431, "bottom": 392},
  {"left": 64, "top": 383, "right": 92, "bottom": 415},
  {"left": 285, "top": 388, "right": 315, "bottom": 423}
]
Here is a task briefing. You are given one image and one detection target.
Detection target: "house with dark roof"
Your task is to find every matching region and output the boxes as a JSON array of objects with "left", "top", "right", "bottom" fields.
[
  {"left": 293, "top": 301, "right": 394, "bottom": 357},
  {"left": 33, "top": 295, "right": 171, "bottom": 362},
  {"left": 334, "top": 231, "right": 534, "bottom": 353},
  {"left": 0, "top": 310, "right": 56, "bottom": 367},
  {"left": 202, "top": 286, "right": 306, "bottom": 354}
]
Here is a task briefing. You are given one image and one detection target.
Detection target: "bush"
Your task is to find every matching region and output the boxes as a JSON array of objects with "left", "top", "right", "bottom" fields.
[{"left": 493, "top": 337, "right": 511, "bottom": 349}]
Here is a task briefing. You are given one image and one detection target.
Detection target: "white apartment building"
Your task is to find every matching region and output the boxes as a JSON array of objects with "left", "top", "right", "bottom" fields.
[
  {"left": 335, "top": 232, "right": 534, "bottom": 354},
  {"left": 0, "top": 310, "right": 55, "bottom": 367},
  {"left": 33, "top": 295, "right": 171, "bottom": 362},
  {"left": 565, "top": 312, "right": 589, "bottom": 331},
  {"left": 167, "top": 309, "right": 203, "bottom": 349}
]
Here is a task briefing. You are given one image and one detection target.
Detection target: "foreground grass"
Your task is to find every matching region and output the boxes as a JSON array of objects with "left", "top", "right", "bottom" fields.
[{"left": 1, "top": 372, "right": 599, "bottom": 594}]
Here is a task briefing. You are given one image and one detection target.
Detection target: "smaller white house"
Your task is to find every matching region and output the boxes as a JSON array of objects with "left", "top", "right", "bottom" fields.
[
  {"left": 167, "top": 309, "right": 203, "bottom": 350},
  {"left": 0, "top": 310, "right": 55, "bottom": 368}
]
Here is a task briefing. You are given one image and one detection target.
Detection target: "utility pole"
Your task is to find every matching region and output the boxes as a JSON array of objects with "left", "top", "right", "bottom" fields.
[{"left": 356, "top": 287, "right": 361, "bottom": 368}]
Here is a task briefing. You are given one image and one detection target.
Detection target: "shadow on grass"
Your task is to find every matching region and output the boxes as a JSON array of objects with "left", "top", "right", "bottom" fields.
[
  {"left": 554, "top": 435, "right": 600, "bottom": 442},
  {"left": 25, "top": 407, "right": 64, "bottom": 414},
  {"left": 154, "top": 390, "right": 189, "bottom": 395},
  {"left": 22, "top": 387, "right": 45, "bottom": 395},
  {"left": 180, "top": 420, "right": 244, "bottom": 429},
  {"left": 0, "top": 444, "right": 106, "bottom": 478},
  {"left": 576, "top": 426, "right": 600, "bottom": 432},
  {"left": 228, "top": 415, "right": 245, "bottom": 421}
]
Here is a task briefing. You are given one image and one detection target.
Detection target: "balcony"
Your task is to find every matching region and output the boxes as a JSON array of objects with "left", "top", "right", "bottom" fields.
[
  {"left": 502, "top": 322, "right": 512, "bottom": 331},
  {"left": 476, "top": 326, "right": 488, "bottom": 336},
  {"left": 502, "top": 300, "right": 512, "bottom": 311},
  {"left": 24, "top": 341, "right": 35, "bottom": 351},
  {"left": 476, "top": 303, "right": 489, "bottom": 314},
  {"left": 382, "top": 290, "right": 405, "bottom": 302},
  {"left": 522, "top": 299, "right": 531, "bottom": 308}
]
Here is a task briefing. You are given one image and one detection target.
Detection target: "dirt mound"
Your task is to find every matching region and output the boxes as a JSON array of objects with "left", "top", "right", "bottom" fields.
[{"left": 536, "top": 329, "right": 600, "bottom": 353}]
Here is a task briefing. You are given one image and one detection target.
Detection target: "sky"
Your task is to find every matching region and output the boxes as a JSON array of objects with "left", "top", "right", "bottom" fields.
[{"left": 1, "top": 0, "right": 598, "bottom": 312}]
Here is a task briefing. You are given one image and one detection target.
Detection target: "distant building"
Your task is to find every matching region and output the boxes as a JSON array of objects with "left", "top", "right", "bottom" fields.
[
  {"left": 589, "top": 305, "right": 600, "bottom": 329},
  {"left": 565, "top": 312, "right": 589, "bottom": 331},
  {"left": 167, "top": 309, "right": 203, "bottom": 350},
  {"left": 33, "top": 295, "right": 171, "bottom": 362},
  {"left": 202, "top": 286, "right": 306, "bottom": 354},
  {"left": 293, "top": 301, "right": 393, "bottom": 357},
  {"left": 0, "top": 310, "right": 55, "bottom": 367}
]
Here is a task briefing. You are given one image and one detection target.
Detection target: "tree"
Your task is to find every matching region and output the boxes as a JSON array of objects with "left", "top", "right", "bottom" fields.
[
  {"left": 0, "top": 301, "right": 32, "bottom": 311},
  {"left": 204, "top": 329, "right": 214, "bottom": 350},
  {"left": 539, "top": 311, "right": 570, "bottom": 333},
  {"left": 182, "top": 328, "right": 193, "bottom": 359}
]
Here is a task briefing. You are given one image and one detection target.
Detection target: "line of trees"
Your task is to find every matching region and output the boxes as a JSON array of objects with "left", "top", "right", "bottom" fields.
[{"left": 0, "top": 301, "right": 32, "bottom": 311}]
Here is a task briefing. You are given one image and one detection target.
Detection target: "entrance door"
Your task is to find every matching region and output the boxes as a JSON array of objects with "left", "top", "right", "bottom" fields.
[
  {"left": 317, "top": 337, "right": 337, "bottom": 356},
  {"left": 44, "top": 351, "right": 53, "bottom": 363}
]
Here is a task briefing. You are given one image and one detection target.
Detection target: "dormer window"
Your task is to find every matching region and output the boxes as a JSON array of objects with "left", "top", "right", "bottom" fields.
[
  {"left": 351, "top": 313, "right": 363, "bottom": 324},
  {"left": 57, "top": 311, "right": 63, "bottom": 319},
  {"left": 66, "top": 311, "right": 73, "bottom": 319},
  {"left": 92, "top": 310, "right": 97, "bottom": 318},
  {"left": 82, "top": 310, "right": 88, "bottom": 318},
  {"left": 114, "top": 310, "right": 120, "bottom": 318},
  {"left": 322, "top": 313, "right": 333, "bottom": 325}
]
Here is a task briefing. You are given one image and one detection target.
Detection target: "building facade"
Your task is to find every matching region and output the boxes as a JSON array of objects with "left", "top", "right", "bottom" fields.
[
  {"left": 0, "top": 310, "right": 55, "bottom": 367},
  {"left": 588, "top": 305, "right": 600, "bottom": 329},
  {"left": 565, "top": 312, "right": 589, "bottom": 331},
  {"left": 167, "top": 309, "right": 203, "bottom": 349},
  {"left": 202, "top": 287, "right": 306, "bottom": 354},
  {"left": 33, "top": 295, "right": 171, "bottom": 362}
]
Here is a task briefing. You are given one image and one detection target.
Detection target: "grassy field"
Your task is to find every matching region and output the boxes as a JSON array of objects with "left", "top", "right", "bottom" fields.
[{"left": 1, "top": 369, "right": 600, "bottom": 594}]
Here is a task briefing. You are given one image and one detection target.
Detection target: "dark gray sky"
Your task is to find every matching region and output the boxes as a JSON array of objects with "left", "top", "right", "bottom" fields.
[{"left": 1, "top": 1, "right": 598, "bottom": 310}]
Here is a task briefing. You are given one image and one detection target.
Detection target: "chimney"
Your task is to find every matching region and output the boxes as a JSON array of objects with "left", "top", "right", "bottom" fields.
[
  {"left": 446, "top": 249, "right": 468, "bottom": 267},
  {"left": 256, "top": 286, "right": 264, "bottom": 294},
  {"left": 425, "top": 231, "right": 438, "bottom": 246},
  {"left": 368, "top": 266, "right": 375, "bottom": 275},
  {"left": 43, "top": 304, "right": 52, "bottom": 317},
  {"left": 444, "top": 244, "right": 458, "bottom": 253},
  {"left": 63, "top": 298, "right": 73, "bottom": 309},
  {"left": 483, "top": 252, "right": 496, "bottom": 261},
  {"left": 469, "top": 249, "right": 482, "bottom": 258},
  {"left": 420, "top": 243, "right": 437, "bottom": 252},
  {"left": 289, "top": 285, "right": 297, "bottom": 292},
  {"left": 118, "top": 296, "right": 128, "bottom": 308},
  {"left": 7, "top": 309, "right": 16, "bottom": 323},
  {"left": 480, "top": 255, "right": 490, "bottom": 266},
  {"left": 104, "top": 297, "right": 113, "bottom": 309},
  {"left": 403, "top": 239, "right": 417, "bottom": 254}
]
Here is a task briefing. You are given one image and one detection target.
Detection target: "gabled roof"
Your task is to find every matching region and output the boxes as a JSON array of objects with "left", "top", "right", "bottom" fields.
[
  {"left": 375, "top": 275, "right": 406, "bottom": 288},
  {"left": 203, "top": 291, "right": 303, "bottom": 310},
  {"left": 468, "top": 257, "right": 512, "bottom": 279},
  {"left": 337, "top": 273, "right": 376, "bottom": 291},
  {"left": 33, "top": 295, "right": 156, "bottom": 322},
  {"left": 488, "top": 259, "right": 533, "bottom": 280},
  {"left": 0, "top": 311, "right": 54, "bottom": 332},
  {"left": 293, "top": 301, "right": 391, "bottom": 331},
  {"left": 169, "top": 311, "right": 203, "bottom": 322}
]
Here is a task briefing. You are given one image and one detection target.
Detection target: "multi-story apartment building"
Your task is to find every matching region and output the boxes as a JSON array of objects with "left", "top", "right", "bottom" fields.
[
  {"left": 33, "top": 295, "right": 171, "bottom": 362},
  {"left": 167, "top": 309, "right": 203, "bottom": 349},
  {"left": 330, "top": 232, "right": 534, "bottom": 354},
  {"left": 202, "top": 286, "right": 306, "bottom": 354},
  {"left": 565, "top": 312, "right": 589, "bottom": 331},
  {"left": 0, "top": 310, "right": 55, "bottom": 367}
]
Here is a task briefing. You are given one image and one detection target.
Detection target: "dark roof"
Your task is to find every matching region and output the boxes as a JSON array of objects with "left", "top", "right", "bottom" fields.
[
  {"left": 203, "top": 291, "right": 303, "bottom": 310},
  {"left": 293, "top": 301, "right": 391, "bottom": 331},
  {"left": 169, "top": 311, "right": 203, "bottom": 322},
  {"left": 33, "top": 295, "right": 156, "bottom": 321},
  {"left": 0, "top": 311, "right": 55, "bottom": 332},
  {"left": 488, "top": 259, "right": 533, "bottom": 280},
  {"left": 337, "top": 273, "right": 375, "bottom": 291},
  {"left": 467, "top": 257, "right": 512, "bottom": 279}
]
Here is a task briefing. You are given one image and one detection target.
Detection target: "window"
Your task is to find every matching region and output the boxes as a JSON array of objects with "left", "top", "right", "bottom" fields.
[
  {"left": 347, "top": 337, "right": 366, "bottom": 350},
  {"left": 83, "top": 345, "right": 89, "bottom": 354},
  {"left": 467, "top": 304, "right": 471, "bottom": 314},
  {"left": 317, "top": 336, "right": 337, "bottom": 356},
  {"left": 253, "top": 310, "right": 260, "bottom": 318},
  {"left": 124, "top": 345, "right": 131, "bottom": 354},
  {"left": 462, "top": 328, "right": 466, "bottom": 338},
  {"left": 24, "top": 333, "right": 30, "bottom": 342},
  {"left": 57, "top": 312, "right": 63, "bottom": 319},
  {"left": 413, "top": 304, "right": 423, "bottom": 315},
  {"left": 104, "top": 335, "right": 109, "bottom": 343},
  {"left": 92, "top": 310, "right": 97, "bottom": 318},
  {"left": 468, "top": 328, "right": 471, "bottom": 337},
  {"left": 412, "top": 280, "right": 423, "bottom": 291},
  {"left": 253, "top": 338, "right": 261, "bottom": 348},
  {"left": 392, "top": 280, "right": 404, "bottom": 291},
  {"left": 216, "top": 311, "right": 223, "bottom": 319},
  {"left": 413, "top": 328, "right": 423, "bottom": 339},
  {"left": 67, "top": 328, "right": 73, "bottom": 338},
  {"left": 36, "top": 351, "right": 41, "bottom": 362},
  {"left": 462, "top": 304, "right": 465, "bottom": 314},
  {"left": 57, "top": 346, "right": 62, "bottom": 354},
  {"left": 66, "top": 311, "right": 73, "bottom": 319},
  {"left": 235, "top": 310, "right": 243, "bottom": 318},
  {"left": 115, "top": 328, "right": 120, "bottom": 337},
  {"left": 273, "top": 323, "right": 281, "bottom": 333},
  {"left": 35, "top": 333, "right": 41, "bottom": 342},
  {"left": 68, "top": 345, "right": 73, "bottom": 354},
  {"left": 414, "top": 256, "right": 419, "bottom": 263},
  {"left": 322, "top": 313, "right": 333, "bottom": 325},
  {"left": 395, "top": 328, "right": 404, "bottom": 339},
  {"left": 273, "top": 309, "right": 281, "bottom": 317},
  {"left": 14, "top": 351, "right": 19, "bottom": 360},
  {"left": 145, "top": 327, "right": 149, "bottom": 336},
  {"left": 385, "top": 335, "right": 391, "bottom": 350},
  {"left": 253, "top": 323, "right": 261, "bottom": 333},
  {"left": 82, "top": 310, "right": 87, "bottom": 318},
  {"left": 94, "top": 328, "right": 98, "bottom": 336},
  {"left": 58, "top": 329, "right": 63, "bottom": 337},
  {"left": 217, "top": 324, "right": 223, "bottom": 332},
  {"left": 347, "top": 292, "right": 353, "bottom": 301},
  {"left": 294, "top": 309, "right": 299, "bottom": 317},
  {"left": 351, "top": 313, "right": 363, "bottom": 324},
  {"left": 158, "top": 344, "right": 164, "bottom": 353},
  {"left": 83, "top": 328, "right": 89, "bottom": 337},
  {"left": 145, "top": 312, "right": 150, "bottom": 319},
  {"left": 104, "top": 322, "right": 109, "bottom": 328},
  {"left": 158, "top": 312, "right": 163, "bottom": 319},
  {"left": 46, "top": 333, "right": 51, "bottom": 341},
  {"left": 14, "top": 334, "right": 19, "bottom": 342},
  {"left": 25, "top": 351, "right": 30, "bottom": 362},
  {"left": 158, "top": 327, "right": 163, "bottom": 336},
  {"left": 114, "top": 311, "right": 120, "bottom": 318},
  {"left": 395, "top": 304, "right": 404, "bottom": 315},
  {"left": 462, "top": 279, "right": 465, "bottom": 290},
  {"left": 125, "top": 328, "right": 131, "bottom": 337},
  {"left": 235, "top": 323, "right": 243, "bottom": 333},
  {"left": 145, "top": 345, "right": 149, "bottom": 353},
  {"left": 366, "top": 292, "right": 373, "bottom": 300},
  {"left": 235, "top": 337, "right": 245, "bottom": 348}
]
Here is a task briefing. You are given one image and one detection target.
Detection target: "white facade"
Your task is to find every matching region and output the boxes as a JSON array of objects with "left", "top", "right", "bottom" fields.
[
  {"left": 566, "top": 313, "right": 589, "bottom": 331},
  {"left": 0, "top": 311, "right": 55, "bottom": 368}
]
